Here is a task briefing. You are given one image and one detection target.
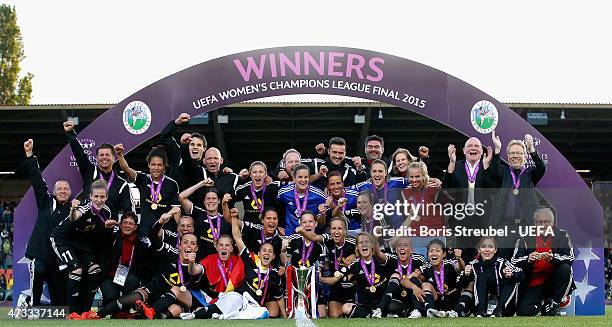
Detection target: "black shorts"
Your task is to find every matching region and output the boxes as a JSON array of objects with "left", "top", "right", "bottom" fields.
[
  {"left": 52, "top": 240, "right": 96, "bottom": 271},
  {"left": 435, "top": 289, "right": 460, "bottom": 311},
  {"left": 143, "top": 275, "right": 172, "bottom": 300},
  {"left": 328, "top": 283, "right": 355, "bottom": 303}
]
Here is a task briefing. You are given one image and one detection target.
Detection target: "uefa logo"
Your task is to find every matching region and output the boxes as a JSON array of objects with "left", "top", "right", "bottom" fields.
[
  {"left": 123, "top": 100, "right": 152, "bottom": 135},
  {"left": 79, "top": 138, "right": 96, "bottom": 149},
  {"left": 470, "top": 100, "right": 499, "bottom": 134}
]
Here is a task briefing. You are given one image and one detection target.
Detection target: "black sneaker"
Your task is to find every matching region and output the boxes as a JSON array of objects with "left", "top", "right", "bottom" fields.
[{"left": 547, "top": 301, "right": 561, "bottom": 316}]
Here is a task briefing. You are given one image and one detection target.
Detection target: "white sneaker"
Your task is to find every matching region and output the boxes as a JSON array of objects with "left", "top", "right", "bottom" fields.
[
  {"left": 408, "top": 309, "right": 422, "bottom": 318},
  {"left": 371, "top": 308, "right": 382, "bottom": 318},
  {"left": 180, "top": 312, "right": 195, "bottom": 320},
  {"left": 386, "top": 314, "right": 399, "bottom": 318},
  {"left": 426, "top": 308, "right": 446, "bottom": 318},
  {"left": 211, "top": 313, "right": 224, "bottom": 319},
  {"left": 447, "top": 310, "right": 458, "bottom": 318}
]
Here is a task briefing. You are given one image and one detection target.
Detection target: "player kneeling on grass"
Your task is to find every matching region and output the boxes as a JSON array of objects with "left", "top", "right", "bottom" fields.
[
  {"left": 94, "top": 232, "right": 203, "bottom": 319},
  {"left": 417, "top": 239, "right": 472, "bottom": 318},
  {"left": 463, "top": 236, "right": 523, "bottom": 317},
  {"left": 328, "top": 232, "right": 395, "bottom": 318},
  {"left": 284, "top": 211, "right": 326, "bottom": 318},
  {"left": 50, "top": 180, "right": 116, "bottom": 319},
  {"left": 229, "top": 208, "right": 284, "bottom": 318},
  {"left": 179, "top": 232, "right": 270, "bottom": 320},
  {"left": 375, "top": 236, "right": 427, "bottom": 318},
  {"left": 298, "top": 216, "right": 356, "bottom": 318}
]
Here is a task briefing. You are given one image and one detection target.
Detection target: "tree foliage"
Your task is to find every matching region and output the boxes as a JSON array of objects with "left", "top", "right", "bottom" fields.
[{"left": 0, "top": 4, "right": 33, "bottom": 105}]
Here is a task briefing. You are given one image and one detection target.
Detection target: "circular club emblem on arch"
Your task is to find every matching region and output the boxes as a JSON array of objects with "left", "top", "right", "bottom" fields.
[
  {"left": 122, "top": 100, "right": 151, "bottom": 134},
  {"left": 470, "top": 100, "right": 498, "bottom": 134}
]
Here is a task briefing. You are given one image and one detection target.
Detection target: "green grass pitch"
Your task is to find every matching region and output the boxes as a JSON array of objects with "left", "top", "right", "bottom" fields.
[{"left": 0, "top": 306, "right": 610, "bottom": 326}]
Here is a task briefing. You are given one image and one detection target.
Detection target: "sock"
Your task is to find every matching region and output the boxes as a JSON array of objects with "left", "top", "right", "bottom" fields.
[
  {"left": 454, "top": 291, "right": 474, "bottom": 316},
  {"left": 98, "top": 291, "right": 143, "bottom": 317},
  {"left": 81, "top": 265, "right": 102, "bottom": 313},
  {"left": 153, "top": 292, "right": 177, "bottom": 318},
  {"left": 159, "top": 309, "right": 173, "bottom": 319},
  {"left": 377, "top": 277, "right": 400, "bottom": 314},
  {"left": 423, "top": 291, "right": 435, "bottom": 312},
  {"left": 194, "top": 304, "right": 222, "bottom": 319},
  {"left": 67, "top": 270, "right": 82, "bottom": 313}
]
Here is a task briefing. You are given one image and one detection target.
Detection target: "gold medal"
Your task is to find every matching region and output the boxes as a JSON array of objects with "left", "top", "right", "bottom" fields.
[
  {"left": 180, "top": 285, "right": 187, "bottom": 292},
  {"left": 512, "top": 188, "right": 519, "bottom": 195},
  {"left": 334, "top": 271, "right": 342, "bottom": 278},
  {"left": 401, "top": 290, "right": 408, "bottom": 297},
  {"left": 256, "top": 289, "right": 262, "bottom": 296},
  {"left": 370, "top": 285, "right": 376, "bottom": 293},
  {"left": 151, "top": 203, "right": 158, "bottom": 210}
]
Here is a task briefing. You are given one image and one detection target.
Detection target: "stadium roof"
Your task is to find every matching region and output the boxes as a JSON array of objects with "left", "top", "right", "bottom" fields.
[{"left": 2, "top": 102, "right": 611, "bottom": 198}]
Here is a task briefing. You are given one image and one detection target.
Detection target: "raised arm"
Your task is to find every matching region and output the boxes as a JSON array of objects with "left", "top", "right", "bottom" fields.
[
  {"left": 179, "top": 179, "right": 214, "bottom": 213},
  {"left": 186, "top": 251, "right": 203, "bottom": 276},
  {"left": 63, "top": 121, "right": 94, "bottom": 181},
  {"left": 231, "top": 212, "right": 246, "bottom": 253},
  {"left": 24, "top": 139, "right": 52, "bottom": 208},
  {"left": 524, "top": 134, "right": 546, "bottom": 184},
  {"left": 69, "top": 199, "right": 82, "bottom": 222},
  {"left": 295, "top": 226, "right": 324, "bottom": 243},
  {"left": 113, "top": 143, "right": 136, "bottom": 182},
  {"left": 221, "top": 193, "right": 236, "bottom": 224}
]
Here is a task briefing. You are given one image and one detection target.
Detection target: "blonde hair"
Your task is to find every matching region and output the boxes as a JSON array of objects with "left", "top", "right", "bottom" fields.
[
  {"left": 407, "top": 161, "right": 430, "bottom": 186},
  {"left": 249, "top": 161, "right": 267, "bottom": 172},
  {"left": 355, "top": 232, "right": 375, "bottom": 258}
]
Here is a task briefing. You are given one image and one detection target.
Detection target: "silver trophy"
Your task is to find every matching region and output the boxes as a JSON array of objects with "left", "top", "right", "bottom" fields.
[{"left": 293, "top": 265, "right": 316, "bottom": 319}]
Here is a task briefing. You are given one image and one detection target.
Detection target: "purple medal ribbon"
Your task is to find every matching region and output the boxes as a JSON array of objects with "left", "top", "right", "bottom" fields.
[
  {"left": 207, "top": 214, "right": 222, "bottom": 240},
  {"left": 397, "top": 256, "right": 413, "bottom": 278},
  {"left": 294, "top": 188, "right": 309, "bottom": 217},
  {"left": 301, "top": 238, "right": 314, "bottom": 267},
  {"left": 332, "top": 193, "right": 347, "bottom": 212},
  {"left": 480, "top": 262, "right": 500, "bottom": 294},
  {"left": 370, "top": 182, "right": 388, "bottom": 204},
  {"left": 360, "top": 259, "right": 376, "bottom": 287},
  {"left": 260, "top": 228, "right": 267, "bottom": 245},
  {"left": 250, "top": 183, "right": 267, "bottom": 213},
  {"left": 257, "top": 266, "right": 270, "bottom": 301},
  {"left": 464, "top": 161, "right": 480, "bottom": 183},
  {"left": 217, "top": 258, "right": 234, "bottom": 288},
  {"left": 433, "top": 264, "right": 445, "bottom": 295},
  {"left": 150, "top": 175, "right": 165, "bottom": 203},
  {"left": 102, "top": 170, "right": 115, "bottom": 190},
  {"left": 177, "top": 250, "right": 185, "bottom": 287},
  {"left": 509, "top": 167, "right": 526, "bottom": 190},
  {"left": 90, "top": 206, "right": 107, "bottom": 224},
  {"left": 334, "top": 243, "right": 345, "bottom": 271}
]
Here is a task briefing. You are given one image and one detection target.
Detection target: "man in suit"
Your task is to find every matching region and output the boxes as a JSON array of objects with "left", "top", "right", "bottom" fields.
[
  {"left": 489, "top": 134, "right": 547, "bottom": 258},
  {"left": 442, "top": 131, "right": 501, "bottom": 261}
]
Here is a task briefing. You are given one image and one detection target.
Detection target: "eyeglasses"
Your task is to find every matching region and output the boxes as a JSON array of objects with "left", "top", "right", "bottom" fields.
[
  {"left": 535, "top": 219, "right": 552, "bottom": 224},
  {"left": 367, "top": 145, "right": 382, "bottom": 149},
  {"left": 507, "top": 151, "right": 524, "bottom": 156}
]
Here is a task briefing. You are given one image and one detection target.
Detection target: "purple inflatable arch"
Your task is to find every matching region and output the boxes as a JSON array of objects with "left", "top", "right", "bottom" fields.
[{"left": 13, "top": 46, "right": 604, "bottom": 314}]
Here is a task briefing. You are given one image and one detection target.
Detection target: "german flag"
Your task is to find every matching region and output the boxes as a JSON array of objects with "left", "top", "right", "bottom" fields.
[{"left": 201, "top": 253, "right": 245, "bottom": 294}]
